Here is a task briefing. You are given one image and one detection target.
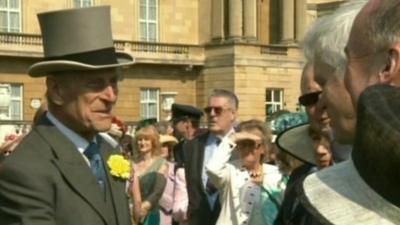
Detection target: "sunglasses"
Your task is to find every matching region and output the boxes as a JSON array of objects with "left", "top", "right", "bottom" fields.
[
  {"left": 204, "top": 106, "right": 230, "bottom": 115},
  {"left": 298, "top": 91, "right": 322, "bottom": 106},
  {"left": 236, "top": 140, "right": 261, "bottom": 150}
]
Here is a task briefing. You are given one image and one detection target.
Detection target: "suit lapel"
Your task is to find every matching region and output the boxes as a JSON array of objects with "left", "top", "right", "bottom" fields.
[
  {"left": 196, "top": 132, "right": 209, "bottom": 195},
  {"left": 35, "top": 118, "right": 113, "bottom": 225},
  {"left": 99, "top": 137, "right": 130, "bottom": 225}
]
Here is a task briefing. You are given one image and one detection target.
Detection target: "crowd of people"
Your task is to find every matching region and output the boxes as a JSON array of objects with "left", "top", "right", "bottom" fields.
[{"left": 1, "top": 0, "right": 400, "bottom": 224}]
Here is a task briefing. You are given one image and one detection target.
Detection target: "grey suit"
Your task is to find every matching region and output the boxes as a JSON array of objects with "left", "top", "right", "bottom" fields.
[{"left": 0, "top": 116, "right": 131, "bottom": 225}]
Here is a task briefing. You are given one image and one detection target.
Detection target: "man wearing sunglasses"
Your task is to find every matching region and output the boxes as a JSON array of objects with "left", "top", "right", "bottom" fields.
[{"left": 184, "top": 89, "right": 239, "bottom": 225}]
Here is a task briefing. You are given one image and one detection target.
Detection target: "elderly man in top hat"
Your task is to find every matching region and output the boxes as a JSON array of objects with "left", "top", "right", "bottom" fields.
[
  {"left": 170, "top": 103, "right": 204, "bottom": 166},
  {"left": 0, "top": 6, "right": 134, "bottom": 225},
  {"left": 300, "top": 0, "right": 400, "bottom": 224}
]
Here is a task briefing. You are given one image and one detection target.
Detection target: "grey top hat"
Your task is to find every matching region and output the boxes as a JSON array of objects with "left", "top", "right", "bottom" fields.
[{"left": 28, "top": 6, "right": 135, "bottom": 77}]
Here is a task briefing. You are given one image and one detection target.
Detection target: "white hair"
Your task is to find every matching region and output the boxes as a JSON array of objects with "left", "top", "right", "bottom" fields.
[{"left": 302, "top": 0, "right": 368, "bottom": 78}]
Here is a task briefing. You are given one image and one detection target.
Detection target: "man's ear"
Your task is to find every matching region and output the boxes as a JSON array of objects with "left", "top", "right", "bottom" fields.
[
  {"left": 46, "top": 77, "right": 64, "bottom": 105},
  {"left": 379, "top": 45, "right": 400, "bottom": 85}
]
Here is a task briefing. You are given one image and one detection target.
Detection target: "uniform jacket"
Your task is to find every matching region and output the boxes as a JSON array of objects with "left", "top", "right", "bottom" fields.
[{"left": 0, "top": 116, "right": 131, "bottom": 225}]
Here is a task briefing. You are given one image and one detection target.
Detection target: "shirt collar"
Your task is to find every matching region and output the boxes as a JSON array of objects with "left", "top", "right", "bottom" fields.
[{"left": 46, "top": 111, "right": 94, "bottom": 153}]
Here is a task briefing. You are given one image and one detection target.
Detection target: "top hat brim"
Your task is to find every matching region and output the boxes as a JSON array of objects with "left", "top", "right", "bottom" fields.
[
  {"left": 276, "top": 123, "right": 316, "bottom": 165},
  {"left": 28, "top": 52, "right": 135, "bottom": 77},
  {"left": 301, "top": 159, "right": 400, "bottom": 224}
]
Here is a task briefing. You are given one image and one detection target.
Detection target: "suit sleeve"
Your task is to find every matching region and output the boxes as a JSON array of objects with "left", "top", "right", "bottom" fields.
[
  {"left": 205, "top": 136, "right": 235, "bottom": 189},
  {"left": 0, "top": 160, "right": 56, "bottom": 225}
]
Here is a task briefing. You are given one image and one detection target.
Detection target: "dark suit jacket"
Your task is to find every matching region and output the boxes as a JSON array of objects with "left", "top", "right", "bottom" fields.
[
  {"left": 184, "top": 132, "right": 220, "bottom": 225},
  {"left": 0, "top": 116, "right": 131, "bottom": 225}
]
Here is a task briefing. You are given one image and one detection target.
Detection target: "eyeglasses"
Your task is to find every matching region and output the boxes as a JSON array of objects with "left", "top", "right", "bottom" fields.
[
  {"left": 204, "top": 106, "right": 230, "bottom": 115},
  {"left": 298, "top": 91, "right": 322, "bottom": 107}
]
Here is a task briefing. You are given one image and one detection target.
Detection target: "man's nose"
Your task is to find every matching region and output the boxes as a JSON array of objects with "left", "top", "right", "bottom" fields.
[{"left": 102, "top": 84, "right": 118, "bottom": 102}]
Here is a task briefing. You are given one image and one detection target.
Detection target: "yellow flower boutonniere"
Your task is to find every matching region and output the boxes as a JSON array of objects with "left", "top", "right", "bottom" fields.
[{"left": 107, "top": 154, "right": 131, "bottom": 180}]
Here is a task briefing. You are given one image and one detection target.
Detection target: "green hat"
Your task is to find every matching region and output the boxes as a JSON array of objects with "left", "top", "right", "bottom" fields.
[{"left": 135, "top": 118, "right": 157, "bottom": 131}]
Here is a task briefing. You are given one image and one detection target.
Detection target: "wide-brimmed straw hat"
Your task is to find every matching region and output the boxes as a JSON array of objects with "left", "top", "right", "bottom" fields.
[
  {"left": 276, "top": 123, "right": 316, "bottom": 165},
  {"left": 28, "top": 6, "right": 134, "bottom": 77},
  {"left": 159, "top": 135, "right": 178, "bottom": 145},
  {"left": 301, "top": 84, "right": 400, "bottom": 224}
]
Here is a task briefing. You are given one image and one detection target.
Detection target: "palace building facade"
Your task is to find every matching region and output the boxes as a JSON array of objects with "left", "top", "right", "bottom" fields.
[{"left": 0, "top": 0, "right": 345, "bottom": 125}]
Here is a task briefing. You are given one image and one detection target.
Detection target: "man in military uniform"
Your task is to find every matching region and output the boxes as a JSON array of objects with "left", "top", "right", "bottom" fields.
[{"left": 170, "top": 103, "right": 203, "bottom": 166}]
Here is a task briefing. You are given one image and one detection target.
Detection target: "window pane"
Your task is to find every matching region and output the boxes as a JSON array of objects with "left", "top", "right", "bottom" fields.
[
  {"left": 10, "top": 100, "right": 20, "bottom": 120},
  {"left": 140, "top": 23, "right": 147, "bottom": 41},
  {"left": 149, "top": 103, "right": 156, "bottom": 117},
  {"left": 149, "top": 89, "right": 157, "bottom": 100},
  {"left": 149, "top": 23, "right": 156, "bottom": 41},
  {"left": 274, "top": 90, "right": 281, "bottom": 102},
  {"left": 140, "top": 5, "right": 146, "bottom": 19},
  {"left": 266, "top": 90, "right": 271, "bottom": 102},
  {"left": 140, "top": 90, "right": 146, "bottom": 101},
  {"left": 10, "top": 0, "right": 19, "bottom": 9},
  {"left": 266, "top": 104, "right": 272, "bottom": 116},
  {"left": 10, "top": 85, "right": 20, "bottom": 97},
  {"left": 9, "top": 12, "right": 19, "bottom": 31},
  {"left": 149, "top": 6, "right": 156, "bottom": 20},
  {"left": 149, "top": 0, "right": 156, "bottom": 6},
  {"left": 0, "top": 11, "right": 7, "bottom": 29},
  {"left": 0, "top": 0, "right": 7, "bottom": 8}
]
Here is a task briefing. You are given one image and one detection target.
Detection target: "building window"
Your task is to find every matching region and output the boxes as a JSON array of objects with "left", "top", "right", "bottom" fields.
[
  {"left": 140, "top": 88, "right": 159, "bottom": 120},
  {"left": 140, "top": 0, "right": 158, "bottom": 42},
  {"left": 0, "top": 84, "right": 23, "bottom": 120},
  {"left": 74, "top": 0, "right": 94, "bottom": 8},
  {"left": 266, "top": 88, "right": 284, "bottom": 117},
  {"left": 0, "top": 0, "right": 21, "bottom": 32}
]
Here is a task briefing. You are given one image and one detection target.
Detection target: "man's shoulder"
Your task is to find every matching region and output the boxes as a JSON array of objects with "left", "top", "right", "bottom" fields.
[{"left": 1, "top": 129, "right": 52, "bottom": 166}]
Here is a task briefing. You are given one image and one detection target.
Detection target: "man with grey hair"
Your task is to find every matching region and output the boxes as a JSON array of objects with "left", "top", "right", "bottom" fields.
[
  {"left": 184, "top": 89, "right": 238, "bottom": 225},
  {"left": 273, "top": 1, "right": 367, "bottom": 225},
  {"left": 301, "top": 0, "right": 400, "bottom": 223},
  {"left": 302, "top": 0, "right": 368, "bottom": 145}
]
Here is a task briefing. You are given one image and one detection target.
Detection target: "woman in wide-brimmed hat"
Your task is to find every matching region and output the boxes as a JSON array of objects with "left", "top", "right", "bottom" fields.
[{"left": 206, "top": 119, "right": 284, "bottom": 225}]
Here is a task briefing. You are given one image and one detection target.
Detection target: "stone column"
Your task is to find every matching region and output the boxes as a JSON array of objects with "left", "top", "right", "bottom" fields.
[
  {"left": 211, "top": 0, "right": 225, "bottom": 41},
  {"left": 295, "top": 0, "right": 307, "bottom": 42},
  {"left": 281, "top": 0, "right": 295, "bottom": 43},
  {"left": 228, "top": 0, "right": 243, "bottom": 40},
  {"left": 243, "top": 0, "right": 257, "bottom": 41}
]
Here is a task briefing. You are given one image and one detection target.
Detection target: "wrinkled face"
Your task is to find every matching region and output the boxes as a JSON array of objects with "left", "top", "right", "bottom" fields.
[
  {"left": 48, "top": 69, "right": 121, "bottom": 140},
  {"left": 300, "top": 64, "right": 331, "bottom": 136},
  {"left": 137, "top": 137, "right": 153, "bottom": 153},
  {"left": 237, "top": 139, "right": 264, "bottom": 168},
  {"left": 314, "top": 58, "right": 357, "bottom": 144},
  {"left": 344, "top": 8, "right": 381, "bottom": 107},
  {"left": 205, "top": 96, "right": 236, "bottom": 136}
]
